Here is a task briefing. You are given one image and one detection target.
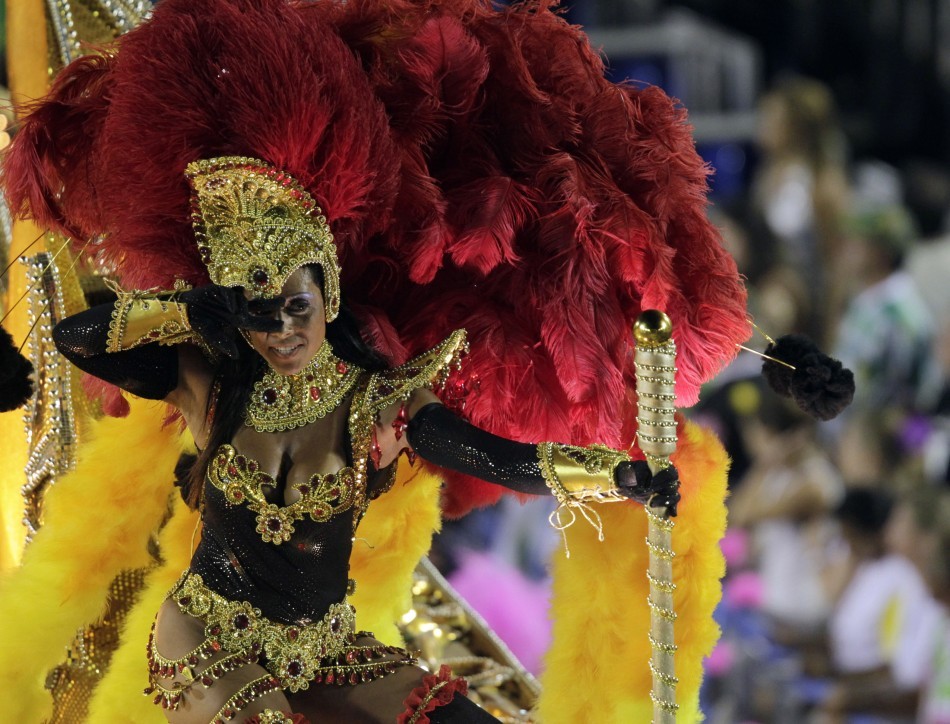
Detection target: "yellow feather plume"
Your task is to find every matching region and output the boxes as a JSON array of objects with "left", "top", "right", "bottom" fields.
[
  {"left": 0, "top": 397, "right": 186, "bottom": 722},
  {"left": 349, "top": 461, "right": 444, "bottom": 644},
  {"left": 539, "top": 420, "right": 729, "bottom": 723},
  {"left": 87, "top": 497, "right": 198, "bottom": 722}
]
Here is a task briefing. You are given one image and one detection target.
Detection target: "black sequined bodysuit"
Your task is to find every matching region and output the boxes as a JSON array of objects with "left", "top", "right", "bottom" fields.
[{"left": 191, "top": 432, "right": 395, "bottom": 626}]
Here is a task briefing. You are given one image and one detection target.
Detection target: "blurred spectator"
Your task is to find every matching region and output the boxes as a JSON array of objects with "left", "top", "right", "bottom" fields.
[
  {"left": 806, "top": 485, "right": 950, "bottom": 722},
  {"left": 834, "top": 411, "right": 909, "bottom": 488},
  {"left": 915, "top": 490, "right": 950, "bottom": 724},
  {"left": 832, "top": 204, "right": 938, "bottom": 413},
  {"left": 730, "top": 393, "right": 844, "bottom": 627},
  {"left": 812, "top": 487, "right": 935, "bottom": 723},
  {"left": 751, "top": 75, "right": 851, "bottom": 337}
]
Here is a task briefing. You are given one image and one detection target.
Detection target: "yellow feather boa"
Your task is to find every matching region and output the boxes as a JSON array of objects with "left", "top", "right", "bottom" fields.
[
  {"left": 88, "top": 497, "right": 199, "bottom": 722},
  {"left": 539, "top": 419, "right": 729, "bottom": 722},
  {"left": 0, "top": 398, "right": 187, "bottom": 722},
  {"left": 349, "top": 462, "right": 443, "bottom": 643}
]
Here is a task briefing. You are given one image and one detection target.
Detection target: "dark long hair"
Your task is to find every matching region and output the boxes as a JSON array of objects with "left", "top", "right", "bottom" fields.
[{"left": 181, "top": 266, "right": 388, "bottom": 509}]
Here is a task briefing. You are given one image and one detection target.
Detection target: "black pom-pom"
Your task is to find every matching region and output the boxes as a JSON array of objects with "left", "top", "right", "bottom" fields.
[
  {"left": 0, "top": 326, "right": 35, "bottom": 412},
  {"left": 762, "top": 334, "right": 855, "bottom": 421}
]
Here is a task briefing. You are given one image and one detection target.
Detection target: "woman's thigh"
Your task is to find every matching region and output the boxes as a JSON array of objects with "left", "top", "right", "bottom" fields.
[
  {"left": 287, "top": 635, "right": 428, "bottom": 724},
  {"left": 152, "top": 597, "right": 290, "bottom": 723}
]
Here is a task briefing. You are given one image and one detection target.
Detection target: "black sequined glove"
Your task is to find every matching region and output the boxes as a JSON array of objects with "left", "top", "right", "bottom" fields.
[
  {"left": 615, "top": 460, "right": 680, "bottom": 516},
  {"left": 179, "top": 285, "right": 283, "bottom": 359}
]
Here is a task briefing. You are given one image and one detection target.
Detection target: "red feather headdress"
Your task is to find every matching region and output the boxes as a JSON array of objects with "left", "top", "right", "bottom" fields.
[{"left": 4, "top": 0, "right": 749, "bottom": 515}]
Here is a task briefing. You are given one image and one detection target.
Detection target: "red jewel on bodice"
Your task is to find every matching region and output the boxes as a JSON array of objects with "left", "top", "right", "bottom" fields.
[
  {"left": 262, "top": 388, "right": 278, "bottom": 405},
  {"left": 310, "top": 387, "right": 321, "bottom": 401}
]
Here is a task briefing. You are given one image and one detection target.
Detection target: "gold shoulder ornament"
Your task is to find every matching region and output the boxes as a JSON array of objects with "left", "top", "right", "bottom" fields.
[{"left": 364, "top": 329, "right": 469, "bottom": 417}]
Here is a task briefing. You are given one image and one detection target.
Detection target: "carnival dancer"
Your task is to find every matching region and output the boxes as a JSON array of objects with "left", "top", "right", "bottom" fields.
[{"left": 2, "top": 0, "right": 751, "bottom": 721}]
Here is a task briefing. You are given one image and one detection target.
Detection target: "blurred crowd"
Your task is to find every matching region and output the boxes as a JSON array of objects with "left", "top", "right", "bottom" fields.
[
  {"left": 432, "top": 73, "right": 950, "bottom": 724},
  {"left": 693, "top": 75, "right": 950, "bottom": 724}
]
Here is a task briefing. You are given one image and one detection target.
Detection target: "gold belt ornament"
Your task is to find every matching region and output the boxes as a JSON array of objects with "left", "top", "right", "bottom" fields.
[{"left": 172, "top": 572, "right": 357, "bottom": 692}]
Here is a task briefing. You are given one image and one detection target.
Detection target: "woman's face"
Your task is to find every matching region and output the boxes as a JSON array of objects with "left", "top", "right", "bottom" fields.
[{"left": 245, "top": 267, "right": 325, "bottom": 376}]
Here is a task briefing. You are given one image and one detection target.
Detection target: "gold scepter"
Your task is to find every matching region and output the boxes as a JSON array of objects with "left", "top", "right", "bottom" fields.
[{"left": 633, "top": 310, "right": 679, "bottom": 722}]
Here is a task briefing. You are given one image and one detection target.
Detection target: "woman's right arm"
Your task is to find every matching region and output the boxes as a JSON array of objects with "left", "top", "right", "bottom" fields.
[
  {"left": 52, "top": 301, "right": 183, "bottom": 400},
  {"left": 52, "top": 285, "right": 280, "bottom": 411}
]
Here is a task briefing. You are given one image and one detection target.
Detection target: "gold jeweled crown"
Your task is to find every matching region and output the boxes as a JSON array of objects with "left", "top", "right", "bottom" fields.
[{"left": 185, "top": 156, "right": 341, "bottom": 321}]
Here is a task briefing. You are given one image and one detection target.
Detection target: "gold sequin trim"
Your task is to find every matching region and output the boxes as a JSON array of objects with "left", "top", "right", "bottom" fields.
[
  {"left": 406, "top": 680, "right": 452, "bottom": 724},
  {"left": 208, "top": 445, "right": 357, "bottom": 544},
  {"left": 245, "top": 341, "right": 362, "bottom": 432},
  {"left": 173, "top": 572, "right": 356, "bottom": 692}
]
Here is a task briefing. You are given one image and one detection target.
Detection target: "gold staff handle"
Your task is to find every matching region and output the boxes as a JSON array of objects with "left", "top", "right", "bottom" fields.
[{"left": 634, "top": 310, "right": 678, "bottom": 723}]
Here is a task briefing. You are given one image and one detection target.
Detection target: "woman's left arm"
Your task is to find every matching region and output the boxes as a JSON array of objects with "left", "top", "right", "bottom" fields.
[{"left": 398, "top": 390, "right": 679, "bottom": 515}]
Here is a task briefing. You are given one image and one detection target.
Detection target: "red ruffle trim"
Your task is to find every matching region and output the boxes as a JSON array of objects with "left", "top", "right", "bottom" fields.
[
  {"left": 243, "top": 714, "right": 309, "bottom": 724},
  {"left": 396, "top": 665, "right": 468, "bottom": 724}
]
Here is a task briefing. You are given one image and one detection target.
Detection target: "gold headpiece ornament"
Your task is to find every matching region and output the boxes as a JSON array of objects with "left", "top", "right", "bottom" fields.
[{"left": 185, "top": 156, "right": 341, "bottom": 321}]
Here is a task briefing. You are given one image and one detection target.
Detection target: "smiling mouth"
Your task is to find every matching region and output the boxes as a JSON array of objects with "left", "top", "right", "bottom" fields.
[{"left": 270, "top": 343, "right": 304, "bottom": 359}]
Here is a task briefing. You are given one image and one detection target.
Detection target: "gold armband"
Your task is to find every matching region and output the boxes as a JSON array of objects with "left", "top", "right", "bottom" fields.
[
  {"left": 537, "top": 442, "right": 631, "bottom": 504},
  {"left": 537, "top": 443, "right": 631, "bottom": 552},
  {"left": 106, "top": 288, "right": 194, "bottom": 353}
]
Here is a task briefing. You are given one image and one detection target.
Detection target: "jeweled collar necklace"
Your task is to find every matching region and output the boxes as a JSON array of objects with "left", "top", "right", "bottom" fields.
[{"left": 245, "top": 341, "right": 362, "bottom": 433}]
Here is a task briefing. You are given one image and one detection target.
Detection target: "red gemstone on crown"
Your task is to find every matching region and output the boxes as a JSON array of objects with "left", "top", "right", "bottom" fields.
[
  {"left": 233, "top": 614, "right": 250, "bottom": 630},
  {"left": 287, "top": 628, "right": 299, "bottom": 641},
  {"left": 330, "top": 616, "right": 341, "bottom": 633},
  {"left": 287, "top": 661, "right": 302, "bottom": 677},
  {"left": 252, "top": 269, "right": 269, "bottom": 287}
]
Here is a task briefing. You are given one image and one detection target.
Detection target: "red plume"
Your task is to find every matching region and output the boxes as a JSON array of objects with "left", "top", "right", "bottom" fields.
[{"left": 4, "top": 0, "right": 749, "bottom": 516}]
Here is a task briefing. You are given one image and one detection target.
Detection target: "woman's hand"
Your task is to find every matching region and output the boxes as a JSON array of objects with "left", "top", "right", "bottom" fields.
[
  {"left": 615, "top": 460, "right": 680, "bottom": 516},
  {"left": 181, "top": 285, "right": 283, "bottom": 358}
]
